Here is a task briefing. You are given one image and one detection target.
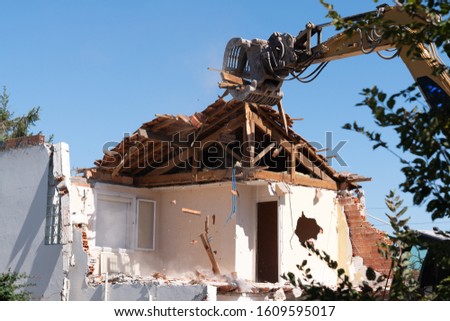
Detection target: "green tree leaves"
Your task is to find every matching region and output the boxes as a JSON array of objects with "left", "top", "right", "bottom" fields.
[
  {"left": 0, "top": 269, "right": 32, "bottom": 301},
  {"left": 331, "top": 0, "right": 450, "bottom": 219},
  {"left": 0, "top": 86, "right": 41, "bottom": 141}
]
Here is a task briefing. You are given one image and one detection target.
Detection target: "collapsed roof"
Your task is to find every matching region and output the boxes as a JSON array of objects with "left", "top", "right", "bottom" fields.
[{"left": 88, "top": 99, "right": 368, "bottom": 190}]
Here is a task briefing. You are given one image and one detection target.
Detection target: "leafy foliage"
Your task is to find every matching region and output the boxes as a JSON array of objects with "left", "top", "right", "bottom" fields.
[
  {"left": 283, "top": 191, "right": 450, "bottom": 300},
  {"left": 0, "top": 269, "right": 33, "bottom": 301},
  {"left": 282, "top": 243, "right": 385, "bottom": 300},
  {"left": 0, "top": 86, "right": 41, "bottom": 141},
  {"left": 319, "top": 0, "right": 450, "bottom": 219},
  {"left": 283, "top": 0, "right": 450, "bottom": 301}
]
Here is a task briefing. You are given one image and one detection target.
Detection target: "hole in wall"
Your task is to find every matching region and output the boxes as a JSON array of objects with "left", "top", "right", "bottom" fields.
[{"left": 295, "top": 211, "right": 323, "bottom": 244}]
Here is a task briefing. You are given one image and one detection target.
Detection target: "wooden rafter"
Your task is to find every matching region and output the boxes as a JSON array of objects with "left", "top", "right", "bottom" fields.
[
  {"left": 93, "top": 99, "right": 347, "bottom": 189},
  {"left": 139, "top": 114, "right": 246, "bottom": 178},
  {"left": 277, "top": 101, "right": 289, "bottom": 136},
  {"left": 134, "top": 169, "right": 229, "bottom": 187},
  {"left": 253, "top": 142, "right": 275, "bottom": 164},
  {"left": 249, "top": 106, "right": 335, "bottom": 182},
  {"left": 253, "top": 170, "right": 337, "bottom": 191},
  {"left": 243, "top": 103, "right": 255, "bottom": 168}
]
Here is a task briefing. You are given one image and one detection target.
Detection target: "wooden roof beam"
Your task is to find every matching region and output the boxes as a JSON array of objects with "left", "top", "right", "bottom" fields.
[
  {"left": 248, "top": 107, "right": 335, "bottom": 182},
  {"left": 252, "top": 170, "right": 337, "bottom": 191},
  {"left": 134, "top": 169, "right": 230, "bottom": 187}
]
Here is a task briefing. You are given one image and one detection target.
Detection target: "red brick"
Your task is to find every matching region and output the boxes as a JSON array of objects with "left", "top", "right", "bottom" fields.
[
  {"left": 339, "top": 197, "right": 354, "bottom": 205},
  {"left": 1, "top": 134, "right": 45, "bottom": 150},
  {"left": 344, "top": 204, "right": 360, "bottom": 212}
]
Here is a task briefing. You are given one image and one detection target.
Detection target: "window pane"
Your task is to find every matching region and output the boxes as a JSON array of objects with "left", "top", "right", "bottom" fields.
[
  {"left": 137, "top": 200, "right": 155, "bottom": 250},
  {"left": 96, "top": 198, "right": 129, "bottom": 248}
]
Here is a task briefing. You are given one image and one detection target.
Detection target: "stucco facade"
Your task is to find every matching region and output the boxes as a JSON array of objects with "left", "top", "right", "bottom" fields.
[
  {"left": 0, "top": 142, "right": 69, "bottom": 300},
  {"left": 70, "top": 177, "right": 352, "bottom": 287}
]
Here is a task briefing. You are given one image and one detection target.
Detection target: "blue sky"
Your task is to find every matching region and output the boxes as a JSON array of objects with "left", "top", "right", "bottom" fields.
[{"left": 1, "top": 0, "right": 449, "bottom": 232}]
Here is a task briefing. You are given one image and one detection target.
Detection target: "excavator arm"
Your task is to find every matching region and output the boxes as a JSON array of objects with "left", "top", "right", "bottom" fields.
[{"left": 220, "top": 4, "right": 450, "bottom": 108}]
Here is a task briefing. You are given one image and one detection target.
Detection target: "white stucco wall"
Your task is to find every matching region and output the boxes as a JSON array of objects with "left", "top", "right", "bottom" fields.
[
  {"left": 76, "top": 182, "right": 241, "bottom": 278},
  {"left": 233, "top": 184, "right": 257, "bottom": 281},
  {"left": 73, "top": 179, "right": 350, "bottom": 285},
  {"left": 0, "top": 143, "right": 69, "bottom": 300},
  {"left": 278, "top": 185, "right": 349, "bottom": 286},
  {"left": 157, "top": 183, "right": 236, "bottom": 276}
]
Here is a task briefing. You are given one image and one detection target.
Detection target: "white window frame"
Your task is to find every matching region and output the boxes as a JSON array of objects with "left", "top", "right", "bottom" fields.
[
  {"left": 94, "top": 193, "right": 133, "bottom": 250},
  {"left": 135, "top": 199, "right": 156, "bottom": 251},
  {"left": 94, "top": 191, "right": 156, "bottom": 252}
]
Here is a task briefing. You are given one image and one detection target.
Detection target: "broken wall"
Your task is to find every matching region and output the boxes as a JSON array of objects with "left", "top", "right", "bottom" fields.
[
  {"left": 73, "top": 178, "right": 360, "bottom": 286},
  {"left": 278, "top": 185, "right": 351, "bottom": 286},
  {"left": 340, "top": 194, "right": 391, "bottom": 276},
  {"left": 157, "top": 183, "right": 236, "bottom": 276},
  {"left": 0, "top": 143, "right": 70, "bottom": 300},
  {"left": 73, "top": 181, "right": 238, "bottom": 278}
]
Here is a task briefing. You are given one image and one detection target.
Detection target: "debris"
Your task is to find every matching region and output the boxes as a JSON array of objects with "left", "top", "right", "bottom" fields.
[
  {"left": 195, "top": 270, "right": 207, "bottom": 281},
  {"left": 205, "top": 215, "right": 209, "bottom": 234},
  {"left": 171, "top": 199, "right": 177, "bottom": 205},
  {"left": 200, "top": 233, "right": 221, "bottom": 275},
  {"left": 152, "top": 272, "right": 167, "bottom": 280},
  {"left": 182, "top": 208, "right": 201, "bottom": 216},
  {"left": 218, "top": 284, "right": 238, "bottom": 293},
  {"left": 189, "top": 112, "right": 205, "bottom": 129},
  {"left": 292, "top": 287, "right": 303, "bottom": 298},
  {"left": 273, "top": 288, "right": 286, "bottom": 301},
  {"left": 275, "top": 183, "right": 290, "bottom": 196},
  {"left": 190, "top": 239, "right": 198, "bottom": 245}
]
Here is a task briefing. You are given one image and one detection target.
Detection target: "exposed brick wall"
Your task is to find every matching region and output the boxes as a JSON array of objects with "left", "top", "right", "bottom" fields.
[
  {"left": 340, "top": 194, "right": 392, "bottom": 276},
  {"left": 0, "top": 134, "right": 45, "bottom": 150},
  {"left": 77, "top": 225, "right": 95, "bottom": 275}
]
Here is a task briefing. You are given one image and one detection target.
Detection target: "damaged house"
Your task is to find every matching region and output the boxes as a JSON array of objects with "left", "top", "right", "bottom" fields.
[{"left": 0, "top": 99, "right": 391, "bottom": 300}]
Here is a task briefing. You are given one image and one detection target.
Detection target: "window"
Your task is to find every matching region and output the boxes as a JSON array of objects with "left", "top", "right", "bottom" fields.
[
  {"left": 136, "top": 199, "right": 156, "bottom": 251},
  {"left": 96, "top": 195, "right": 132, "bottom": 249},
  {"left": 45, "top": 198, "right": 62, "bottom": 245},
  {"left": 94, "top": 194, "right": 156, "bottom": 251}
]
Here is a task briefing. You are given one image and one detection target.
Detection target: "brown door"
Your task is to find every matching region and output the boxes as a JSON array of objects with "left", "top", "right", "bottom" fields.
[{"left": 257, "top": 201, "right": 278, "bottom": 282}]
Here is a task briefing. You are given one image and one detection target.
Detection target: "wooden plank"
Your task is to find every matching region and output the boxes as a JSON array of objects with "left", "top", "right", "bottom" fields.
[
  {"left": 134, "top": 114, "right": 244, "bottom": 178},
  {"left": 221, "top": 71, "right": 244, "bottom": 85},
  {"left": 290, "top": 143, "right": 296, "bottom": 181},
  {"left": 200, "top": 233, "right": 221, "bottom": 275},
  {"left": 205, "top": 215, "right": 209, "bottom": 234},
  {"left": 249, "top": 106, "right": 335, "bottom": 182},
  {"left": 138, "top": 128, "right": 148, "bottom": 138},
  {"left": 243, "top": 103, "right": 255, "bottom": 168},
  {"left": 147, "top": 113, "right": 246, "bottom": 177},
  {"left": 191, "top": 146, "right": 201, "bottom": 176},
  {"left": 254, "top": 105, "right": 291, "bottom": 140},
  {"left": 90, "top": 169, "right": 134, "bottom": 185},
  {"left": 146, "top": 146, "right": 195, "bottom": 177},
  {"left": 182, "top": 208, "right": 201, "bottom": 216},
  {"left": 196, "top": 111, "right": 245, "bottom": 144},
  {"left": 253, "top": 143, "right": 275, "bottom": 164},
  {"left": 112, "top": 159, "right": 125, "bottom": 177},
  {"left": 144, "top": 131, "right": 191, "bottom": 147},
  {"left": 277, "top": 101, "right": 289, "bottom": 136},
  {"left": 253, "top": 170, "right": 338, "bottom": 191},
  {"left": 150, "top": 118, "right": 179, "bottom": 131},
  {"left": 134, "top": 169, "right": 229, "bottom": 187},
  {"left": 226, "top": 145, "right": 242, "bottom": 162}
]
